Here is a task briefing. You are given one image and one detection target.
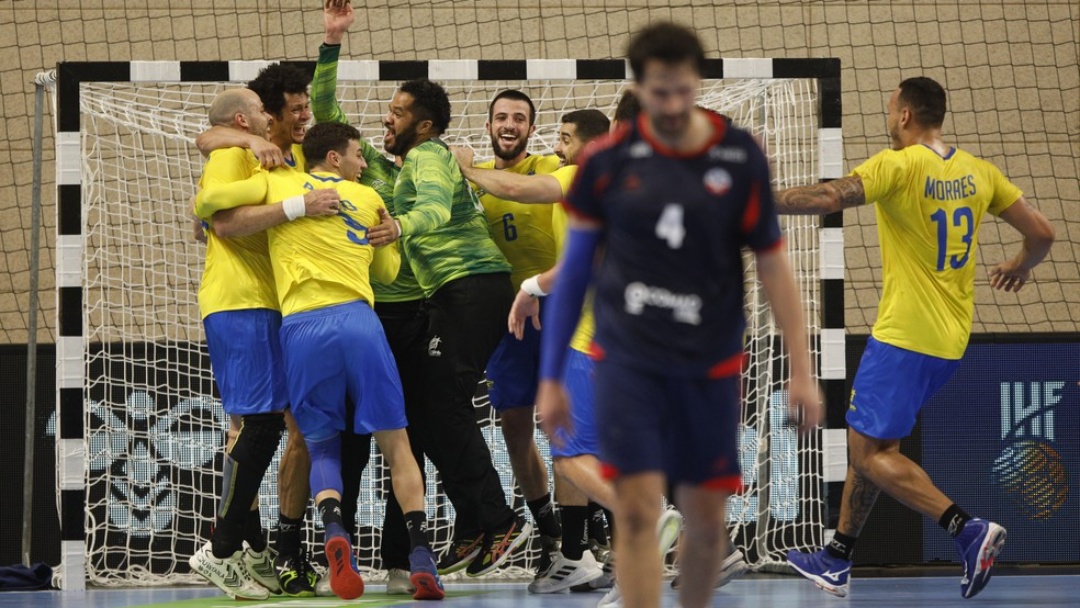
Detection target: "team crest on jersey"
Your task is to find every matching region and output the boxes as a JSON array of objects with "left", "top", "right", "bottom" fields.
[
  {"left": 703, "top": 168, "right": 733, "bottom": 196},
  {"left": 629, "top": 141, "right": 653, "bottom": 158}
]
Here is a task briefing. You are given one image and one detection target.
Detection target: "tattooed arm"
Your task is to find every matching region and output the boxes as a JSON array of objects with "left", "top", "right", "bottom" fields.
[{"left": 775, "top": 175, "right": 866, "bottom": 215}]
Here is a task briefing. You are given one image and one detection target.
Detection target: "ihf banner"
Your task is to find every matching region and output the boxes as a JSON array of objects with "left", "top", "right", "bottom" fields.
[{"left": 921, "top": 342, "right": 1079, "bottom": 562}]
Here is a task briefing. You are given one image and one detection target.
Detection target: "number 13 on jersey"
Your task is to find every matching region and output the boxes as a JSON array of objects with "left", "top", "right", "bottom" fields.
[{"left": 930, "top": 206, "right": 974, "bottom": 271}]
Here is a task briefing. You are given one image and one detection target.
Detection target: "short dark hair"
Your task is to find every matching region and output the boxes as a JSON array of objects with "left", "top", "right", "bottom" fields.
[
  {"left": 897, "top": 77, "right": 947, "bottom": 128},
  {"left": 302, "top": 122, "right": 361, "bottom": 167},
  {"left": 562, "top": 109, "right": 610, "bottom": 143},
  {"left": 488, "top": 90, "right": 537, "bottom": 126},
  {"left": 399, "top": 79, "right": 451, "bottom": 135},
  {"left": 613, "top": 90, "right": 641, "bottom": 124},
  {"left": 627, "top": 22, "right": 705, "bottom": 83},
  {"left": 247, "top": 63, "right": 312, "bottom": 118}
]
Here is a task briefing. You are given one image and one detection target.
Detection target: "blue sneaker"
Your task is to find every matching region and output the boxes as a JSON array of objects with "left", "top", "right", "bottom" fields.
[
  {"left": 324, "top": 524, "right": 364, "bottom": 600},
  {"left": 408, "top": 546, "right": 446, "bottom": 601},
  {"left": 955, "top": 518, "right": 1006, "bottom": 599},
  {"left": 787, "top": 548, "right": 851, "bottom": 597}
]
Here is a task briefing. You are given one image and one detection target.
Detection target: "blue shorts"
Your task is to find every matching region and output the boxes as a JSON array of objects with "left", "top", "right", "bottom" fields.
[
  {"left": 593, "top": 358, "right": 742, "bottom": 490},
  {"left": 486, "top": 320, "right": 541, "bottom": 411},
  {"left": 203, "top": 308, "right": 288, "bottom": 416},
  {"left": 551, "top": 348, "right": 599, "bottom": 459},
  {"left": 279, "top": 300, "right": 407, "bottom": 443},
  {"left": 848, "top": 337, "right": 961, "bottom": 440}
]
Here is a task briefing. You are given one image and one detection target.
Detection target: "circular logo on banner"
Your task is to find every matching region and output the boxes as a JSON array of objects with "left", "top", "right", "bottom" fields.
[{"left": 991, "top": 439, "right": 1068, "bottom": 520}]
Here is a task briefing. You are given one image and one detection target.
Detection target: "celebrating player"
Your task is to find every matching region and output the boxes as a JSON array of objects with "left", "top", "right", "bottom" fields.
[
  {"left": 780, "top": 76, "right": 1055, "bottom": 599},
  {"left": 537, "top": 23, "right": 822, "bottom": 608},
  {"left": 195, "top": 121, "right": 446, "bottom": 601}
]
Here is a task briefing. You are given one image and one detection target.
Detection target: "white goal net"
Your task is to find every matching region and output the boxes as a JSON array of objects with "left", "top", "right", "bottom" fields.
[{"left": 73, "top": 69, "right": 827, "bottom": 586}]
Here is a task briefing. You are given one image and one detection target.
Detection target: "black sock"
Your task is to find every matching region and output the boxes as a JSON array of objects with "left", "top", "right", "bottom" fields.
[
  {"left": 603, "top": 508, "right": 615, "bottom": 541},
  {"left": 527, "top": 495, "right": 563, "bottom": 539},
  {"left": 244, "top": 508, "right": 267, "bottom": 552},
  {"left": 939, "top": 504, "right": 972, "bottom": 537},
  {"left": 318, "top": 497, "right": 344, "bottom": 529},
  {"left": 211, "top": 516, "right": 244, "bottom": 559},
  {"left": 561, "top": 506, "right": 588, "bottom": 560},
  {"left": 276, "top": 512, "right": 303, "bottom": 558},
  {"left": 826, "top": 531, "right": 857, "bottom": 561},
  {"left": 587, "top": 502, "right": 609, "bottom": 546},
  {"left": 404, "top": 510, "right": 433, "bottom": 550}
]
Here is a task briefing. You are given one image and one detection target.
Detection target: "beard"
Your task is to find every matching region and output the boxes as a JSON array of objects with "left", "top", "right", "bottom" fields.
[
  {"left": 385, "top": 122, "right": 421, "bottom": 156},
  {"left": 490, "top": 131, "right": 528, "bottom": 161}
]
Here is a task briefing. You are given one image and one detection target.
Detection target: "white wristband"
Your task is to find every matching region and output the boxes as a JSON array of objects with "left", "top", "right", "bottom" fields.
[
  {"left": 521, "top": 275, "right": 547, "bottom": 298},
  {"left": 282, "top": 195, "right": 306, "bottom": 221}
]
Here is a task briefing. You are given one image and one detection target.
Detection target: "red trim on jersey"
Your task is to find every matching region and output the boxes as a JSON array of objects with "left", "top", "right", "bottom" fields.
[
  {"left": 701, "top": 474, "right": 743, "bottom": 494},
  {"left": 585, "top": 341, "right": 607, "bottom": 361},
  {"left": 557, "top": 126, "right": 633, "bottom": 223},
  {"left": 600, "top": 462, "right": 621, "bottom": 481},
  {"left": 638, "top": 109, "right": 727, "bottom": 159},
  {"left": 741, "top": 180, "right": 761, "bottom": 233},
  {"left": 707, "top": 351, "right": 745, "bottom": 379},
  {"left": 753, "top": 236, "right": 786, "bottom": 254}
]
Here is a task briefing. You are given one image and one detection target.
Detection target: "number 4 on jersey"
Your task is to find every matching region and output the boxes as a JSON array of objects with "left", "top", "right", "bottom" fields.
[{"left": 655, "top": 203, "right": 686, "bottom": 249}]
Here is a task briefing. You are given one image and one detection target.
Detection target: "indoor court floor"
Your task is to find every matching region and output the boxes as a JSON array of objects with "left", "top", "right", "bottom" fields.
[{"left": 0, "top": 574, "right": 1076, "bottom": 608}]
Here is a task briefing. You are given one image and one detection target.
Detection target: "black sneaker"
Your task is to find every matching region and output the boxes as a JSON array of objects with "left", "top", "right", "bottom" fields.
[
  {"left": 436, "top": 534, "right": 485, "bottom": 575},
  {"left": 274, "top": 552, "right": 317, "bottom": 598},
  {"left": 466, "top": 516, "right": 534, "bottom": 577}
]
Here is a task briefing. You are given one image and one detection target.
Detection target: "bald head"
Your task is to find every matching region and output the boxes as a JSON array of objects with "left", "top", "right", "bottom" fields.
[{"left": 208, "top": 88, "right": 269, "bottom": 136}]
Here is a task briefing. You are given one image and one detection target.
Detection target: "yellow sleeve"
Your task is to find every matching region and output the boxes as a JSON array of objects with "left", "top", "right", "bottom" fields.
[
  {"left": 371, "top": 241, "right": 402, "bottom": 286},
  {"left": 550, "top": 166, "right": 577, "bottom": 254},
  {"left": 194, "top": 171, "right": 269, "bottom": 220},
  {"left": 851, "top": 149, "right": 907, "bottom": 205},
  {"left": 197, "top": 147, "right": 257, "bottom": 188},
  {"left": 986, "top": 163, "right": 1023, "bottom": 216}
]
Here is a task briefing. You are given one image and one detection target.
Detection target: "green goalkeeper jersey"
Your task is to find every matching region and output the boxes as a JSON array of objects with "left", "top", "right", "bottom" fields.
[
  {"left": 395, "top": 139, "right": 512, "bottom": 296},
  {"left": 312, "top": 42, "right": 423, "bottom": 302}
]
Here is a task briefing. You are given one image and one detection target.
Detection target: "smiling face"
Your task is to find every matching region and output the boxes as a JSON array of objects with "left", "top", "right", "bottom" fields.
[
  {"left": 554, "top": 122, "right": 584, "bottom": 166},
  {"left": 334, "top": 138, "right": 368, "bottom": 182},
  {"left": 240, "top": 90, "right": 271, "bottom": 138},
  {"left": 486, "top": 97, "right": 535, "bottom": 163},
  {"left": 268, "top": 91, "right": 311, "bottom": 147},
  {"left": 635, "top": 58, "right": 700, "bottom": 141},
  {"left": 383, "top": 91, "right": 426, "bottom": 156}
]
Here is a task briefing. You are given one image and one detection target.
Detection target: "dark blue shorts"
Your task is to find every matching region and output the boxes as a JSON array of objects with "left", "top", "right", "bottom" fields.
[
  {"left": 279, "top": 300, "right": 407, "bottom": 443},
  {"left": 486, "top": 321, "right": 541, "bottom": 411},
  {"left": 593, "top": 358, "right": 742, "bottom": 490},
  {"left": 203, "top": 308, "right": 288, "bottom": 416},
  {"left": 551, "top": 348, "right": 599, "bottom": 458},
  {"left": 848, "top": 336, "right": 961, "bottom": 440}
]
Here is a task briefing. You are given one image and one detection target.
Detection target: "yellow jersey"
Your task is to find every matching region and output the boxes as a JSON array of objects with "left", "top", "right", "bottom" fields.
[
  {"left": 854, "top": 144, "right": 1021, "bottom": 359},
  {"left": 197, "top": 167, "right": 399, "bottom": 317},
  {"left": 548, "top": 165, "right": 597, "bottom": 355},
  {"left": 475, "top": 154, "right": 561, "bottom": 290},
  {"left": 195, "top": 147, "right": 278, "bottom": 318}
]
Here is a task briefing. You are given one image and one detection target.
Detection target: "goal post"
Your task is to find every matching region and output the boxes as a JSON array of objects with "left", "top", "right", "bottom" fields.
[{"left": 54, "top": 58, "right": 845, "bottom": 589}]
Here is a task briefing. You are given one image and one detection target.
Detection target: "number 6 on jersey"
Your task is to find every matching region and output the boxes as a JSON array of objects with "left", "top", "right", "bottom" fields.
[{"left": 655, "top": 203, "right": 686, "bottom": 249}]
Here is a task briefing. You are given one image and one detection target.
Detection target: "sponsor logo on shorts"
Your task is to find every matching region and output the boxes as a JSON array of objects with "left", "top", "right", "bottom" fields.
[{"left": 428, "top": 335, "right": 443, "bottom": 357}]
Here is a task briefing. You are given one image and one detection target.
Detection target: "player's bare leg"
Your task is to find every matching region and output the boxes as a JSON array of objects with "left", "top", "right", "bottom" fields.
[
  {"left": 554, "top": 454, "right": 616, "bottom": 510},
  {"left": 373, "top": 429, "right": 445, "bottom": 600},
  {"left": 846, "top": 427, "right": 951, "bottom": 521},
  {"left": 673, "top": 484, "right": 729, "bottom": 608},
  {"left": 501, "top": 408, "right": 556, "bottom": 506},
  {"left": 611, "top": 472, "right": 664, "bottom": 608}
]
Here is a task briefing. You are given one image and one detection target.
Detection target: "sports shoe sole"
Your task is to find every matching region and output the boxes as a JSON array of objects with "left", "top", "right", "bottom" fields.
[
  {"left": 410, "top": 571, "right": 446, "bottom": 600},
  {"left": 436, "top": 540, "right": 483, "bottom": 575},
  {"left": 469, "top": 520, "right": 535, "bottom": 577},
  {"left": 325, "top": 536, "right": 364, "bottom": 600},
  {"left": 656, "top": 509, "right": 683, "bottom": 557},
  {"left": 962, "top": 524, "right": 1007, "bottom": 599},
  {"left": 189, "top": 548, "right": 269, "bottom": 600},
  {"left": 788, "top": 559, "right": 848, "bottom": 598},
  {"left": 528, "top": 554, "right": 604, "bottom": 594}
]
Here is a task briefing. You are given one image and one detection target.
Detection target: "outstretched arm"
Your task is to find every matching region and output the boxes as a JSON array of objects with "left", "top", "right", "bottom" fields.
[
  {"left": 774, "top": 176, "right": 866, "bottom": 215},
  {"left": 194, "top": 126, "right": 284, "bottom": 169},
  {"left": 312, "top": 0, "right": 353, "bottom": 126},
  {"left": 755, "top": 244, "right": 823, "bottom": 432},
  {"left": 452, "top": 145, "right": 564, "bottom": 203},
  {"left": 198, "top": 174, "right": 342, "bottom": 238},
  {"left": 988, "top": 196, "right": 1055, "bottom": 292}
]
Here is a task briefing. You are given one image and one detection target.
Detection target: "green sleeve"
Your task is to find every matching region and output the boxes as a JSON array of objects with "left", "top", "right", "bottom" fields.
[
  {"left": 397, "top": 149, "right": 455, "bottom": 236},
  {"left": 312, "top": 43, "right": 348, "bottom": 126}
]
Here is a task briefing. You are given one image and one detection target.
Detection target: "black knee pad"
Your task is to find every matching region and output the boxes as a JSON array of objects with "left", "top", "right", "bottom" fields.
[{"left": 230, "top": 412, "right": 286, "bottom": 471}]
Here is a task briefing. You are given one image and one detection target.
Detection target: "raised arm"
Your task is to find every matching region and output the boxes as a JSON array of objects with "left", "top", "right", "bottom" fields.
[
  {"left": 312, "top": 0, "right": 353, "bottom": 126},
  {"left": 774, "top": 176, "right": 866, "bottom": 215},
  {"left": 195, "top": 126, "right": 284, "bottom": 169},
  {"left": 988, "top": 196, "right": 1055, "bottom": 292},
  {"left": 755, "top": 245, "right": 823, "bottom": 432}
]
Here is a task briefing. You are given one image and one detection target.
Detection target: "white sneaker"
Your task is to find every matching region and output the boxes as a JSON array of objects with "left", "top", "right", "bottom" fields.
[
  {"left": 597, "top": 582, "right": 622, "bottom": 608},
  {"left": 656, "top": 507, "right": 683, "bottom": 557},
  {"left": 529, "top": 549, "right": 604, "bottom": 594},
  {"left": 241, "top": 543, "right": 282, "bottom": 594},
  {"left": 386, "top": 567, "right": 415, "bottom": 595},
  {"left": 189, "top": 541, "right": 269, "bottom": 600},
  {"left": 715, "top": 549, "right": 749, "bottom": 587},
  {"left": 314, "top": 567, "right": 334, "bottom": 597}
]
